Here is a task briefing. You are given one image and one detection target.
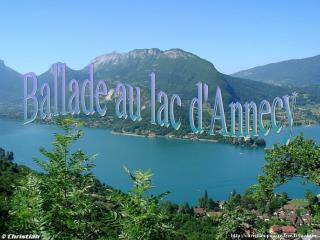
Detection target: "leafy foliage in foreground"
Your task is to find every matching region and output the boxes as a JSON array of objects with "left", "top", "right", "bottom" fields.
[
  {"left": 0, "top": 148, "right": 30, "bottom": 233},
  {"left": 254, "top": 135, "right": 320, "bottom": 222},
  {"left": 7, "top": 118, "right": 174, "bottom": 239},
  {"left": 118, "top": 167, "right": 173, "bottom": 239},
  {"left": 10, "top": 174, "right": 49, "bottom": 237},
  {"left": 264, "top": 134, "right": 320, "bottom": 187},
  {"left": 10, "top": 118, "right": 97, "bottom": 239}
]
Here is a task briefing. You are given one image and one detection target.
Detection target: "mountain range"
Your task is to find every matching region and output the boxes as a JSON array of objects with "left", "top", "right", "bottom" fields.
[
  {"left": 0, "top": 49, "right": 286, "bottom": 105},
  {"left": 0, "top": 49, "right": 319, "bottom": 106},
  {"left": 232, "top": 54, "right": 320, "bottom": 87}
]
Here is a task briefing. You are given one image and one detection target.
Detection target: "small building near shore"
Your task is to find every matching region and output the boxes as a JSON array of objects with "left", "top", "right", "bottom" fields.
[
  {"left": 193, "top": 207, "right": 206, "bottom": 217},
  {"left": 270, "top": 225, "right": 296, "bottom": 234}
]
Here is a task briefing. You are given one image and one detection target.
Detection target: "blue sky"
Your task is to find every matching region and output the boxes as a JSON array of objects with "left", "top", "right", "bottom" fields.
[{"left": 1, "top": 0, "right": 320, "bottom": 74}]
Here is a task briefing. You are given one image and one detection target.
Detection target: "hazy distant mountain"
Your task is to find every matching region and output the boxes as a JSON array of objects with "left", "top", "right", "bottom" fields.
[
  {"left": 232, "top": 55, "right": 320, "bottom": 86},
  {"left": 1, "top": 49, "right": 287, "bottom": 105},
  {"left": 0, "top": 60, "right": 22, "bottom": 102},
  {"left": 38, "top": 62, "right": 85, "bottom": 85}
]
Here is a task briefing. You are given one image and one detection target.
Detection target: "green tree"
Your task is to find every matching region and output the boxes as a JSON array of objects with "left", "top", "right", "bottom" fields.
[
  {"left": 161, "top": 201, "right": 179, "bottom": 215},
  {"left": 177, "top": 203, "right": 193, "bottom": 215},
  {"left": 305, "top": 190, "right": 320, "bottom": 223},
  {"left": 305, "top": 190, "right": 318, "bottom": 207},
  {"left": 197, "top": 190, "right": 219, "bottom": 211},
  {"left": 9, "top": 173, "right": 49, "bottom": 238},
  {"left": 170, "top": 213, "right": 218, "bottom": 240},
  {"left": 216, "top": 206, "right": 256, "bottom": 240},
  {"left": 256, "top": 134, "right": 320, "bottom": 219},
  {"left": 0, "top": 148, "right": 30, "bottom": 232},
  {"left": 264, "top": 134, "right": 320, "bottom": 187},
  {"left": 118, "top": 167, "right": 173, "bottom": 240},
  {"left": 207, "top": 199, "right": 219, "bottom": 211},
  {"left": 34, "top": 117, "right": 97, "bottom": 239}
]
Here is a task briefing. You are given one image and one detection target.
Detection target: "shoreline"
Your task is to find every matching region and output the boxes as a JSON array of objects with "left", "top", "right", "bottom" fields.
[
  {"left": 110, "top": 130, "right": 240, "bottom": 144},
  {"left": 111, "top": 131, "right": 146, "bottom": 138},
  {"left": 1, "top": 115, "right": 318, "bottom": 147}
]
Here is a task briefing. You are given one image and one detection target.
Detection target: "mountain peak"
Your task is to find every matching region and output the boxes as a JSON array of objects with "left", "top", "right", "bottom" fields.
[
  {"left": 0, "top": 60, "right": 5, "bottom": 68},
  {"left": 91, "top": 51, "right": 123, "bottom": 66},
  {"left": 91, "top": 48, "right": 196, "bottom": 68},
  {"left": 48, "top": 62, "right": 73, "bottom": 75},
  {"left": 128, "top": 48, "right": 161, "bottom": 57},
  {"left": 163, "top": 48, "right": 195, "bottom": 59}
]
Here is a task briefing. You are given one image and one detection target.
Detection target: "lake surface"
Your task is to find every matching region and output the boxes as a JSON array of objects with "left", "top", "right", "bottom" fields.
[{"left": 0, "top": 118, "right": 319, "bottom": 205}]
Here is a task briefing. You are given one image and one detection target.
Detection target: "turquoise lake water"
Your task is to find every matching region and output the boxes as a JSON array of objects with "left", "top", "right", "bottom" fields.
[{"left": 0, "top": 119, "right": 319, "bottom": 205}]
